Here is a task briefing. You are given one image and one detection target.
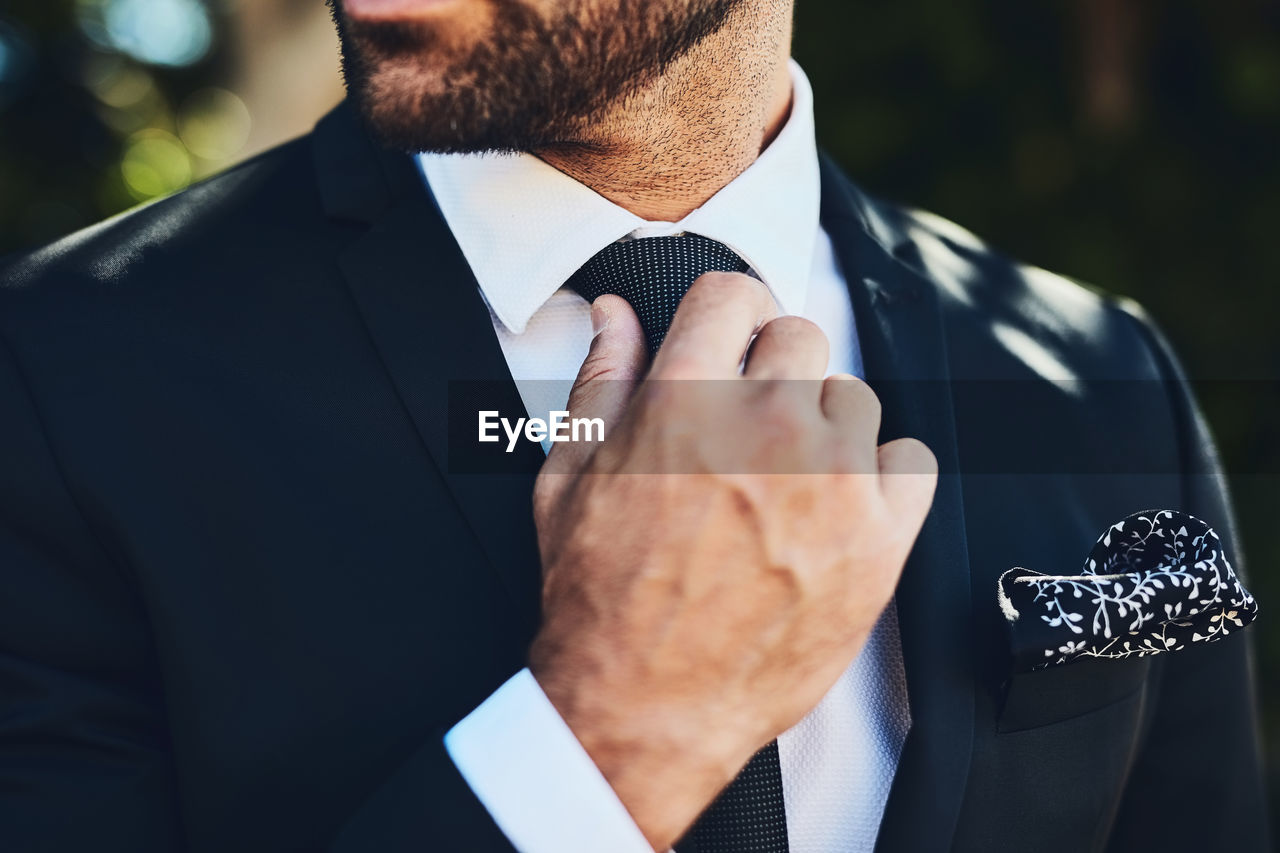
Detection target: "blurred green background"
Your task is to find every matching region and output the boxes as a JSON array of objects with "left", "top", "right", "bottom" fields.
[{"left": 1, "top": 0, "right": 1277, "bottom": 821}]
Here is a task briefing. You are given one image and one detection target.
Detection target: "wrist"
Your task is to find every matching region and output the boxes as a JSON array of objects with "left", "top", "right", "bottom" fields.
[{"left": 530, "top": 659, "right": 746, "bottom": 851}]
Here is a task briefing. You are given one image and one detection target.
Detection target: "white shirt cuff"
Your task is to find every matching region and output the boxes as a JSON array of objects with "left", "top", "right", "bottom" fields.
[{"left": 445, "top": 668, "right": 655, "bottom": 853}]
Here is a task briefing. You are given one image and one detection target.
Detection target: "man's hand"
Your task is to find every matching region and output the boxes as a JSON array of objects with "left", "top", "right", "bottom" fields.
[{"left": 529, "top": 273, "right": 937, "bottom": 851}]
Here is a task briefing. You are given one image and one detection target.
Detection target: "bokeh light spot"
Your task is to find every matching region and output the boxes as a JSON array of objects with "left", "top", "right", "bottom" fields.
[
  {"left": 77, "top": 0, "right": 213, "bottom": 68},
  {"left": 81, "top": 54, "right": 167, "bottom": 134},
  {"left": 179, "top": 88, "right": 252, "bottom": 163},
  {"left": 92, "top": 64, "right": 155, "bottom": 109},
  {"left": 121, "top": 129, "right": 192, "bottom": 200}
]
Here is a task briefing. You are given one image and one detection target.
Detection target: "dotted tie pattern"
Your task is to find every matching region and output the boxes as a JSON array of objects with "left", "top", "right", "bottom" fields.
[
  {"left": 689, "top": 739, "right": 790, "bottom": 852},
  {"left": 565, "top": 233, "right": 751, "bottom": 354}
]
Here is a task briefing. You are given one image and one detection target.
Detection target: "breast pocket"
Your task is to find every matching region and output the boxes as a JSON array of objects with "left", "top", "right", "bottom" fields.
[
  {"left": 997, "top": 655, "right": 1152, "bottom": 734},
  {"left": 963, "top": 663, "right": 1154, "bottom": 853}
]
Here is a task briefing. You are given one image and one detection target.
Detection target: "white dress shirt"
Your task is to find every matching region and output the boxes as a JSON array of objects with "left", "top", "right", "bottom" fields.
[{"left": 419, "top": 61, "right": 911, "bottom": 853}]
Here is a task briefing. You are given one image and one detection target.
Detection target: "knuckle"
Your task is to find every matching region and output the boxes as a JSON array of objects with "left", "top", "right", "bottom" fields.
[
  {"left": 831, "top": 434, "right": 872, "bottom": 475},
  {"left": 882, "top": 437, "right": 938, "bottom": 474},
  {"left": 767, "top": 314, "right": 824, "bottom": 343},
  {"left": 823, "top": 373, "right": 858, "bottom": 395},
  {"left": 848, "top": 378, "right": 882, "bottom": 419},
  {"left": 905, "top": 438, "right": 940, "bottom": 473},
  {"left": 690, "top": 270, "right": 766, "bottom": 301},
  {"left": 652, "top": 355, "right": 704, "bottom": 381},
  {"left": 757, "top": 377, "right": 791, "bottom": 406},
  {"left": 757, "top": 396, "right": 811, "bottom": 441},
  {"left": 826, "top": 376, "right": 881, "bottom": 423},
  {"left": 893, "top": 435, "right": 929, "bottom": 458}
]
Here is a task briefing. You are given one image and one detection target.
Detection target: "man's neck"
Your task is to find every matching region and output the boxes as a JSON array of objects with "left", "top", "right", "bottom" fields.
[{"left": 534, "top": 3, "right": 795, "bottom": 222}]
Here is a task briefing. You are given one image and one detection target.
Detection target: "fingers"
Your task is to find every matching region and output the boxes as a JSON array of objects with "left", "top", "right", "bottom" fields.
[
  {"left": 820, "top": 374, "right": 879, "bottom": 422},
  {"left": 876, "top": 437, "right": 939, "bottom": 525},
  {"left": 821, "top": 375, "right": 882, "bottom": 471},
  {"left": 822, "top": 376, "right": 936, "bottom": 520},
  {"left": 652, "top": 272, "right": 778, "bottom": 379},
  {"left": 540, "top": 295, "right": 647, "bottom": 485},
  {"left": 744, "top": 316, "right": 829, "bottom": 380}
]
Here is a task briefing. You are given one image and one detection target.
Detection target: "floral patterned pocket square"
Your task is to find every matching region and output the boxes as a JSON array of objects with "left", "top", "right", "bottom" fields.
[{"left": 998, "top": 509, "right": 1258, "bottom": 673}]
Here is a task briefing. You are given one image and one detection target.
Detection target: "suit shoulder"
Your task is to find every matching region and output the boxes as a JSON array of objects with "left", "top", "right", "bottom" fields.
[
  {"left": 878, "top": 199, "right": 1163, "bottom": 379},
  {"left": 0, "top": 137, "right": 316, "bottom": 301},
  {"left": 889, "top": 202, "right": 1119, "bottom": 321}
]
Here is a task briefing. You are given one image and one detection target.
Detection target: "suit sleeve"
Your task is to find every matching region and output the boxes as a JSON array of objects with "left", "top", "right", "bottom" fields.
[
  {"left": 1105, "top": 305, "right": 1271, "bottom": 851},
  {"left": 0, "top": 321, "right": 527, "bottom": 853},
  {"left": 328, "top": 721, "right": 517, "bottom": 853},
  {"left": 0, "top": 330, "right": 183, "bottom": 851},
  {"left": 334, "top": 669, "right": 660, "bottom": 853}
]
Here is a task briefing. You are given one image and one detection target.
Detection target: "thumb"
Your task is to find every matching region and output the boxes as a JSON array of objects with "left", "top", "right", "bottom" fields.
[{"left": 539, "top": 294, "right": 647, "bottom": 482}]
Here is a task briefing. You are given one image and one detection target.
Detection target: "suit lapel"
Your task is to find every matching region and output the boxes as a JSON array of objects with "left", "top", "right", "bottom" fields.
[
  {"left": 313, "top": 103, "right": 545, "bottom": 638},
  {"left": 818, "top": 155, "right": 976, "bottom": 851}
]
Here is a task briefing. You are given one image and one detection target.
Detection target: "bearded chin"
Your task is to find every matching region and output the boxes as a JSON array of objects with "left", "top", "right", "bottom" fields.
[{"left": 329, "top": 0, "right": 745, "bottom": 154}]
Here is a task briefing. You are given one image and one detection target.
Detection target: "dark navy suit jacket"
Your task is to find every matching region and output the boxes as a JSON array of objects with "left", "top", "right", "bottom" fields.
[{"left": 0, "top": 103, "right": 1267, "bottom": 852}]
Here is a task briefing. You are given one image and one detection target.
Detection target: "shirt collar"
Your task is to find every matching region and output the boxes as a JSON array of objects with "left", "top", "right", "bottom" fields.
[{"left": 418, "top": 59, "right": 821, "bottom": 334}]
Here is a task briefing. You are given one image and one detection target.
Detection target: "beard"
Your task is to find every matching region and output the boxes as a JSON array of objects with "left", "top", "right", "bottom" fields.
[{"left": 329, "top": 0, "right": 744, "bottom": 154}]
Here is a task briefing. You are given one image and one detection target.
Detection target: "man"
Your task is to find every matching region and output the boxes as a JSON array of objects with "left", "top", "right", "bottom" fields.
[{"left": 0, "top": 0, "right": 1266, "bottom": 851}]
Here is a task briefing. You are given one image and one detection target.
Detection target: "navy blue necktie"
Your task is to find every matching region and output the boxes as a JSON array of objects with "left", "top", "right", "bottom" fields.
[
  {"left": 567, "top": 233, "right": 790, "bottom": 852},
  {"left": 566, "top": 233, "right": 751, "bottom": 355}
]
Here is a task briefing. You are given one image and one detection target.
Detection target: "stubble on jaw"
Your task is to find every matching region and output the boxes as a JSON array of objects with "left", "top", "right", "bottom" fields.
[{"left": 329, "top": 0, "right": 747, "bottom": 155}]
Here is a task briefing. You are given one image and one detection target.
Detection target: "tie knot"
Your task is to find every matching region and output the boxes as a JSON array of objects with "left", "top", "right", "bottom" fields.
[{"left": 566, "top": 233, "right": 750, "bottom": 353}]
